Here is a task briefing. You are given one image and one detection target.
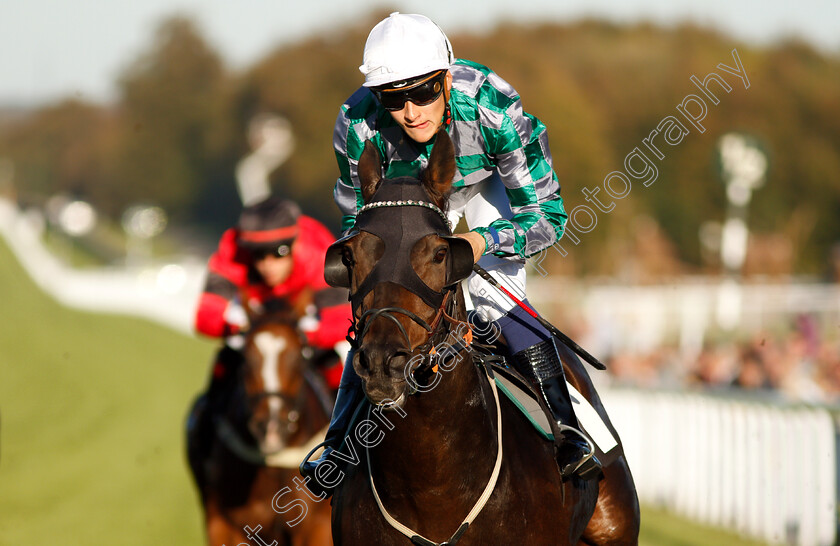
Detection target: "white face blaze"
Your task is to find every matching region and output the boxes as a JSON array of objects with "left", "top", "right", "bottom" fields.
[{"left": 253, "top": 331, "right": 287, "bottom": 419}]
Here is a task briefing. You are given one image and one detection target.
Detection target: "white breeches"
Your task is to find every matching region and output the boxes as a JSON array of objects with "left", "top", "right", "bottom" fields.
[{"left": 446, "top": 173, "right": 527, "bottom": 322}]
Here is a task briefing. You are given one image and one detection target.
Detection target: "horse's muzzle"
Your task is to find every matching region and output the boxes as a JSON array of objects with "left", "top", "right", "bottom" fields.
[
  {"left": 249, "top": 416, "right": 288, "bottom": 455},
  {"left": 354, "top": 345, "right": 411, "bottom": 406}
]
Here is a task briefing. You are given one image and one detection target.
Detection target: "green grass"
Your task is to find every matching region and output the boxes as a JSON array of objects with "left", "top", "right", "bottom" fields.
[
  {"left": 0, "top": 239, "right": 770, "bottom": 545},
  {"left": 0, "top": 240, "right": 215, "bottom": 545},
  {"left": 640, "top": 506, "right": 768, "bottom": 546}
]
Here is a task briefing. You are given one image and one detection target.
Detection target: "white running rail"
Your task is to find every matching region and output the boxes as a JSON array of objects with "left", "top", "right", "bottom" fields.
[
  {"left": 0, "top": 198, "right": 206, "bottom": 334},
  {"left": 603, "top": 388, "right": 837, "bottom": 546}
]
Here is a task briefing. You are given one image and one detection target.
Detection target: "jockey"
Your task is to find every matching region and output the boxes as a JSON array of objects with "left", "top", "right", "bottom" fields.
[
  {"left": 191, "top": 196, "right": 350, "bottom": 458},
  {"left": 301, "top": 13, "right": 601, "bottom": 492}
]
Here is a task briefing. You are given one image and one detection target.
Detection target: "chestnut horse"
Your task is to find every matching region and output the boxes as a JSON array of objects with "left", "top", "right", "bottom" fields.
[
  {"left": 191, "top": 300, "right": 334, "bottom": 546},
  {"left": 321, "top": 131, "right": 640, "bottom": 545}
]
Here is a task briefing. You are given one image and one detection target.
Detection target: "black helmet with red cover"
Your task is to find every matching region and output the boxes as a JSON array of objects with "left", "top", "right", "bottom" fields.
[{"left": 237, "top": 196, "right": 300, "bottom": 257}]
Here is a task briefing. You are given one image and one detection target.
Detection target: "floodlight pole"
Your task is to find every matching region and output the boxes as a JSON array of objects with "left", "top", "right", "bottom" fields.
[
  {"left": 716, "top": 133, "right": 767, "bottom": 329},
  {"left": 235, "top": 114, "right": 295, "bottom": 206}
]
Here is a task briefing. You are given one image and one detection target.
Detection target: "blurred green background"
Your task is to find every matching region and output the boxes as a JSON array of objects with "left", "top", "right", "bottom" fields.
[{"left": 2, "top": 10, "right": 839, "bottom": 276}]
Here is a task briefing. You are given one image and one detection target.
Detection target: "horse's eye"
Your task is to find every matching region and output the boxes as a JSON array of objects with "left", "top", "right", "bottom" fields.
[
  {"left": 341, "top": 246, "right": 355, "bottom": 267},
  {"left": 434, "top": 247, "right": 448, "bottom": 263}
]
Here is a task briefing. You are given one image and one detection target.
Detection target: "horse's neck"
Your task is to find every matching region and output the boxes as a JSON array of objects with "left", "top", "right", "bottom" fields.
[{"left": 372, "top": 348, "right": 499, "bottom": 492}]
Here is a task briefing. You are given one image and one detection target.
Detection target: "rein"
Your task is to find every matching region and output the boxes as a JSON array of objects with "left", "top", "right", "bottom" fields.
[
  {"left": 366, "top": 365, "right": 504, "bottom": 546},
  {"left": 217, "top": 419, "right": 329, "bottom": 468},
  {"left": 351, "top": 288, "right": 452, "bottom": 350},
  {"left": 220, "top": 349, "right": 333, "bottom": 468}
]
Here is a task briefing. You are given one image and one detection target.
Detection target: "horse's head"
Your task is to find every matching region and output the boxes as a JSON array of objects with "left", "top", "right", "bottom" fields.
[
  {"left": 324, "top": 131, "right": 474, "bottom": 408},
  {"left": 239, "top": 300, "right": 309, "bottom": 455}
]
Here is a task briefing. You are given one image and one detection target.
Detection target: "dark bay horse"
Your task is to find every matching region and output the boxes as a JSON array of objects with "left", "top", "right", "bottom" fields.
[
  {"left": 190, "top": 300, "right": 334, "bottom": 546},
  {"left": 322, "top": 131, "right": 640, "bottom": 545}
]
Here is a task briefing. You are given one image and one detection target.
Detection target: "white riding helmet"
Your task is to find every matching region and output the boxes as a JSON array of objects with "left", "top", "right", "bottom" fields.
[{"left": 359, "top": 12, "right": 454, "bottom": 88}]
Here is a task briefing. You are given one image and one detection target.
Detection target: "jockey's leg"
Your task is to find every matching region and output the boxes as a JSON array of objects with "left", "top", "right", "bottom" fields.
[
  {"left": 185, "top": 392, "right": 209, "bottom": 493},
  {"left": 467, "top": 259, "right": 602, "bottom": 481},
  {"left": 196, "top": 346, "right": 243, "bottom": 456},
  {"left": 187, "top": 344, "right": 244, "bottom": 493},
  {"left": 299, "top": 354, "right": 364, "bottom": 498},
  {"left": 508, "top": 334, "right": 603, "bottom": 482},
  {"left": 451, "top": 174, "right": 602, "bottom": 480},
  {"left": 206, "top": 345, "right": 244, "bottom": 416}
]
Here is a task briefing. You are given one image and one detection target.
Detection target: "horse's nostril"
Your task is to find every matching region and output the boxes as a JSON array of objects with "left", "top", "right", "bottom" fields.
[
  {"left": 249, "top": 419, "right": 266, "bottom": 439},
  {"left": 354, "top": 350, "right": 371, "bottom": 377},
  {"left": 354, "top": 350, "right": 365, "bottom": 369},
  {"left": 388, "top": 353, "right": 409, "bottom": 376},
  {"left": 356, "top": 346, "right": 410, "bottom": 378}
]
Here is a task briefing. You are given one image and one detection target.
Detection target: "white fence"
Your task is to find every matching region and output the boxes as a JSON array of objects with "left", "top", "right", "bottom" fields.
[
  {"left": 530, "top": 277, "right": 840, "bottom": 360},
  {"left": 603, "top": 388, "right": 838, "bottom": 545},
  {"left": 0, "top": 198, "right": 206, "bottom": 334}
]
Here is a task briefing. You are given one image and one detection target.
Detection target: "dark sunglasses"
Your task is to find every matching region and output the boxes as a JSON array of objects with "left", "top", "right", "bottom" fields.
[
  {"left": 252, "top": 244, "right": 291, "bottom": 260},
  {"left": 373, "top": 71, "right": 446, "bottom": 112}
]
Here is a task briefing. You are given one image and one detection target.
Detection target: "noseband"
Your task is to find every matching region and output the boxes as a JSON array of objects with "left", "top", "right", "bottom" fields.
[
  {"left": 236, "top": 327, "right": 333, "bottom": 445},
  {"left": 350, "top": 290, "right": 457, "bottom": 361},
  {"left": 245, "top": 389, "right": 305, "bottom": 435}
]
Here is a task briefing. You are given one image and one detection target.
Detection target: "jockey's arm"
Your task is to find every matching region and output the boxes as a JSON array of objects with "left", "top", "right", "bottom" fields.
[
  {"left": 298, "top": 287, "right": 350, "bottom": 390},
  {"left": 471, "top": 105, "right": 567, "bottom": 260},
  {"left": 194, "top": 229, "right": 250, "bottom": 338},
  {"left": 291, "top": 216, "right": 353, "bottom": 351},
  {"left": 303, "top": 287, "right": 352, "bottom": 350},
  {"left": 195, "top": 289, "right": 245, "bottom": 338}
]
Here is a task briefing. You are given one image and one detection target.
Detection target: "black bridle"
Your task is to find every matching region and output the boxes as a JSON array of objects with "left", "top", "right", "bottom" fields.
[
  {"left": 324, "top": 181, "right": 475, "bottom": 386},
  {"left": 350, "top": 291, "right": 455, "bottom": 355},
  {"left": 233, "top": 324, "right": 333, "bottom": 451},
  {"left": 243, "top": 388, "right": 306, "bottom": 437}
]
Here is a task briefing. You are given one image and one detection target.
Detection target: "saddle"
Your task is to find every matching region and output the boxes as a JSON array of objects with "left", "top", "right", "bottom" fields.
[
  {"left": 475, "top": 354, "right": 622, "bottom": 469},
  {"left": 328, "top": 345, "right": 624, "bottom": 478}
]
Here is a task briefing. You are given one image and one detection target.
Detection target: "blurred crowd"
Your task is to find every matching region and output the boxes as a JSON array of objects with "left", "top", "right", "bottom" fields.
[{"left": 603, "top": 315, "right": 840, "bottom": 405}]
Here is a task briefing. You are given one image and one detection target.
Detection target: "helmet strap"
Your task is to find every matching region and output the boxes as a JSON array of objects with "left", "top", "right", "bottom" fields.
[{"left": 443, "top": 86, "right": 452, "bottom": 128}]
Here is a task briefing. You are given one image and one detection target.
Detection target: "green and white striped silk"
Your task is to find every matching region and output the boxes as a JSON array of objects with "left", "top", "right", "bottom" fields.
[{"left": 333, "top": 59, "right": 567, "bottom": 260}]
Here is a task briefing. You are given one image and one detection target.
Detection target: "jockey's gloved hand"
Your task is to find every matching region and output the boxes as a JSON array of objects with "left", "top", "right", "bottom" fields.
[
  {"left": 298, "top": 314, "right": 319, "bottom": 334},
  {"left": 296, "top": 302, "right": 319, "bottom": 334},
  {"left": 224, "top": 298, "right": 250, "bottom": 333}
]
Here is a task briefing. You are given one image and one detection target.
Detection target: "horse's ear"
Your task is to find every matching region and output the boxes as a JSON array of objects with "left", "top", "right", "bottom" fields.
[
  {"left": 239, "top": 287, "right": 262, "bottom": 328},
  {"left": 291, "top": 287, "right": 314, "bottom": 319},
  {"left": 358, "top": 140, "right": 382, "bottom": 202},
  {"left": 422, "top": 129, "right": 456, "bottom": 209}
]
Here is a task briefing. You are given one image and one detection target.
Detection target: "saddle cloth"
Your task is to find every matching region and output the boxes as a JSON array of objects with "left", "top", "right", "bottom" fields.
[{"left": 490, "top": 363, "right": 621, "bottom": 466}]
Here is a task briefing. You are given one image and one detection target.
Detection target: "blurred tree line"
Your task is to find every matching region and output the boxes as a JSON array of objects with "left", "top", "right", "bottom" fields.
[{"left": 1, "top": 11, "right": 838, "bottom": 276}]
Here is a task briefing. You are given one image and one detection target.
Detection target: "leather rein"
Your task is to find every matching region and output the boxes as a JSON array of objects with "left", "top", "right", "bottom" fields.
[
  {"left": 344, "top": 198, "right": 503, "bottom": 545},
  {"left": 352, "top": 288, "right": 503, "bottom": 546}
]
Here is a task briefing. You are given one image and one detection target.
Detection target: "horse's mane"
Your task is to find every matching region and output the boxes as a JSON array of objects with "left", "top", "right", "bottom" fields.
[{"left": 247, "top": 298, "right": 300, "bottom": 332}]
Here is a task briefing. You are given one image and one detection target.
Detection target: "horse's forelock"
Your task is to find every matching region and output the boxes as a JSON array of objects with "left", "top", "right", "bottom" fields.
[
  {"left": 359, "top": 140, "right": 383, "bottom": 201},
  {"left": 248, "top": 301, "right": 298, "bottom": 332},
  {"left": 421, "top": 130, "right": 456, "bottom": 210}
]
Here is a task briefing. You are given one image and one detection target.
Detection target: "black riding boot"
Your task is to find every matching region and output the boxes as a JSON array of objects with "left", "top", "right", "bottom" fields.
[
  {"left": 192, "top": 347, "right": 242, "bottom": 458},
  {"left": 299, "top": 359, "right": 364, "bottom": 498},
  {"left": 187, "top": 346, "right": 243, "bottom": 494},
  {"left": 510, "top": 338, "right": 602, "bottom": 481}
]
